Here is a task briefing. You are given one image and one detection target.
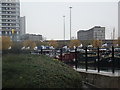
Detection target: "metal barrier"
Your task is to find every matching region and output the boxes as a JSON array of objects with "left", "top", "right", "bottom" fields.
[{"left": 37, "top": 46, "right": 120, "bottom": 74}]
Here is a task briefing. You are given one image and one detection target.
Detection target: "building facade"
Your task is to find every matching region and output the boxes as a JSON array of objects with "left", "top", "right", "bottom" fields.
[
  {"left": 0, "top": 0, "right": 21, "bottom": 41},
  {"left": 21, "top": 34, "right": 42, "bottom": 41},
  {"left": 77, "top": 26, "right": 105, "bottom": 40},
  {"left": 20, "top": 16, "right": 25, "bottom": 35}
]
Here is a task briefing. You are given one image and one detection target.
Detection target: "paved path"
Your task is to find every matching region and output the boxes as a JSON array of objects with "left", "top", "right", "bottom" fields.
[{"left": 73, "top": 68, "right": 120, "bottom": 77}]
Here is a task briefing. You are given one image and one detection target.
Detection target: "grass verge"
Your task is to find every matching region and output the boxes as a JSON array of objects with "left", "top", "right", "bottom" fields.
[{"left": 2, "top": 54, "right": 82, "bottom": 88}]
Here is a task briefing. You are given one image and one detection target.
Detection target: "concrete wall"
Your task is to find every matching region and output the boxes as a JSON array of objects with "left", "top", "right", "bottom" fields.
[{"left": 78, "top": 71, "right": 120, "bottom": 88}]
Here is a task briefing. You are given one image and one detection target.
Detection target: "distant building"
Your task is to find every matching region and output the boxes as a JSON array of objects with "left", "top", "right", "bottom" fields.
[
  {"left": 21, "top": 34, "right": 42, "bottom": 41},
  {"left": 20, "top": 16, "right": 26, "bottom": 35},
  {"left": 77, "top": 26, "right": 105, "bottom": 40}
]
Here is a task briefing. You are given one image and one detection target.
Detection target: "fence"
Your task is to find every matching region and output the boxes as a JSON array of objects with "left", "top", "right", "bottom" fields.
[
  {"left": 38, "top": 46, "right": 120, "bottom": 74},
  {"left": 75, "top": 46, "right": 120, "bottom": 74},
  {"left": 4, "top": 46, "right": 118, "bottom": 74}
]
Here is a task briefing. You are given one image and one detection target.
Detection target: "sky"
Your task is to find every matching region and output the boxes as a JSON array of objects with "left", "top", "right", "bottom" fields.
[{"left": 20, "top": 0, "right": 119, "bottom": 40}]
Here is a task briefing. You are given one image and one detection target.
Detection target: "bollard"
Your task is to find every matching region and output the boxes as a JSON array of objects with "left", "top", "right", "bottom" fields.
[
  {"left": 75, "top": 47, "right": 78, "bottom": 69},
  {"left": 54, "top": 49, "right": 56, "bottom": 57},
  {"left": 85, "top": 47, "right": 88, "bottom": 71},
  {"left": 60, "top": 49, "right": 63, "bottom": 61},
  {"left": 112, "top": 46, "right": 115, "bottom": 74},
  {"left": 41, "top": 48, "right": 43, "bottom": 54},
  {"left": 97, "top": 47, "right": 100, "bottom": 73}
]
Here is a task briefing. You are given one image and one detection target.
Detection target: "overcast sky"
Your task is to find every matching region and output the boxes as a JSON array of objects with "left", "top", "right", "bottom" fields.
[{"left": 20, "top": 0, "right": 119, "bottom": 40}]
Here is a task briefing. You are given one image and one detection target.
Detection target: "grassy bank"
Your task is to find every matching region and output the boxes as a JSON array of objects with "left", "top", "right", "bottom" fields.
[{"left": 2, "top": 54, "right": 82, "bottom": 88}]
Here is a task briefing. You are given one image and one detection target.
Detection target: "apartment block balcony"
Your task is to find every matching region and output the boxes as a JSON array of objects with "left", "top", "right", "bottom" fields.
[
  {"left": 2, "top": 17, "right": 18, "bottom": 19},
  {"left": 1, "top": 19, "right": 20, "bottom": 23},
  {"left": 1, "top": 0, "right": 20, "bottom": 3},
  {"left": 1, "top": 13, "right": 19, "bottom": 15},
  {"left": 2, "top": 22, "right": 20, "bottom": 24},
  {"left": 1, "top": 9, "right": 20, "bottom": 12},
  {"left": 1, "top": 5, "right": 20, "bottom": 8},
  {"left": 1, "top": 25, "right": 20, "bottom": 28}
]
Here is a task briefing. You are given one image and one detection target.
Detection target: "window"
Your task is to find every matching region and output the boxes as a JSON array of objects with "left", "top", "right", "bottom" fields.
[
  {"left": 10, "top": 36, "right": 12, "bottom": 39},
  {"left": 17, "top": 31, "right": 19, "bottom": 34},
  {"left": 17, "top": 36, "right": 19, "bottom": 40},
  {"left": 5, "top": 32, "right": 8, "bottom": 35},
  {"left": 9, "top": 31, "right": 11, "bottom": 35}
]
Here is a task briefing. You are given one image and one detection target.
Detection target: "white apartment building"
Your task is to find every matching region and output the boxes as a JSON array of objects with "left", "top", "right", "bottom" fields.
[{"left": 0, "top": 0, "right": 24, "bottom": 41}]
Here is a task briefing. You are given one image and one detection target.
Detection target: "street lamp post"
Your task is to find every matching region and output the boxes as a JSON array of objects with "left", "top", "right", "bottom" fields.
[
  {"left": 63, "top": 15, "right": 65, "bottom": 45},
  {"left": 69, "top": 7, "right": 72, "bottom": 40}
]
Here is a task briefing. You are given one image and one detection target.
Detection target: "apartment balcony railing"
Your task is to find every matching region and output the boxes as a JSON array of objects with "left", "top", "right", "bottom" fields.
[
  {"left": 2, "top": 17, "right": 18, "bottom": 19},
  {"left": 1, "top": 9, "right": 20, "bottom": 12},
  {"left": 2, "top": 25, "right": 20, "bottom": 28},
  {"left": 2, "top": 20, "right": 19, "bottom": 23},
  {"left": 1, "top": 0, "right": 20, "bottom": 3},
  {"left": 1, "top": 22, "right": 19, "bottom": 24},
  {"left": 1, "top": 13, "right": 20, "bottom": 15},
  {"left": 1, "top": 29, "right": 20, "bottom": 32},
  {"left": 1, "top": 5, "right": 20, "bottom": 8}
]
